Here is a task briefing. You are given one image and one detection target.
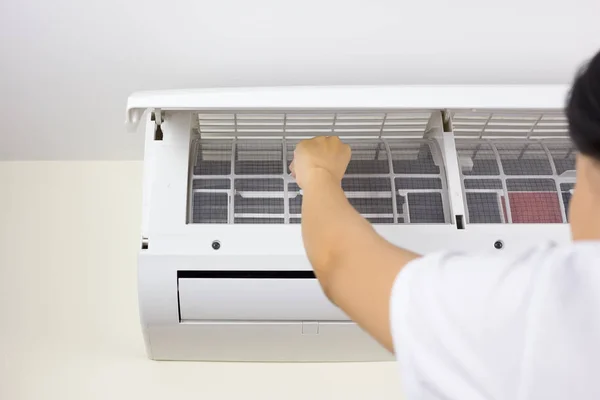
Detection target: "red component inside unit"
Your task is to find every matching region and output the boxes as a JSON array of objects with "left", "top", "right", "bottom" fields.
[{"left": 503, "top": 192, "right": 563, "bottom": 223}]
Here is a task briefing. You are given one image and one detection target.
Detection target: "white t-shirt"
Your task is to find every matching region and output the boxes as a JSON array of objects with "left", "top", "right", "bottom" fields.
[{"left": 390, "top": 241, "right": 600, "bottom": 400}]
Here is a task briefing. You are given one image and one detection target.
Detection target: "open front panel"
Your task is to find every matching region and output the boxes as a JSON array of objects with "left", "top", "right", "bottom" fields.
[
  {"left": 457, "top": 138, "right": 576, "bottom": 224},
  {"left": 189, "top": 137, "right": 449, "bottom": 225}
]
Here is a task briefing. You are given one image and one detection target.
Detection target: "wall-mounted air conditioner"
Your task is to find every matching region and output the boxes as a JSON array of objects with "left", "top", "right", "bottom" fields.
[{"left": 127, "top": 85, "right": 575, "bottom": 361}]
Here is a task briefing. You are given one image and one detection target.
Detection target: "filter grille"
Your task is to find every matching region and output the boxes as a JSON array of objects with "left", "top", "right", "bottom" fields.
[
  {"left": 190, "top": 138, "right": 449, "bottom": 224},
  {"left": 188, "top": 108, "right": 575, "bottom": 226},
  {"left": 457, "top": 139, "right": 576, "bottom": 224}
]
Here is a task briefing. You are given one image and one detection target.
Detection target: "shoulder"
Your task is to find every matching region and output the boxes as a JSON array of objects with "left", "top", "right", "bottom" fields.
[
  {"left": 389, "top": 240, "right": 600, "bottom": 351},
  {"left": 389, "top": 241, "right": 600, "bottom": 356},
  {"left": 389, "top": 241, "right": 600, "bottom": 398}
]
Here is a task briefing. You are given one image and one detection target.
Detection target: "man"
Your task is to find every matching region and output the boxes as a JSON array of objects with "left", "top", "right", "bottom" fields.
[{"left": 290, "top": 49, "right": 600, "bottom": 399}]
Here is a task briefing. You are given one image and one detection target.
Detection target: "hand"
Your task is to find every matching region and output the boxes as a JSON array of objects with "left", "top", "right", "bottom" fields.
[{"left": 290, "top": 136, "right": 352, "bottom": 189}]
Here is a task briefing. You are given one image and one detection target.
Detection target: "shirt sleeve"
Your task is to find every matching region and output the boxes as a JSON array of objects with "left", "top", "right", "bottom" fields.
[{"left": 389, "top": 244, "right": 554, "bottom": 400}]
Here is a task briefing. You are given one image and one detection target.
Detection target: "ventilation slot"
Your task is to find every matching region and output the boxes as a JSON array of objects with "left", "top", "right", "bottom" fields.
[
  {"left": 196, "top": 111, "right": 433, "bottom": 138},
  {"left": 451, "top": 111, "right": 568, "bottom": 139}
]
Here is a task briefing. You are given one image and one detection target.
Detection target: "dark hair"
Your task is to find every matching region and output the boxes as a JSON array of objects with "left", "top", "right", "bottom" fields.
[{"left": 566, "top": 50, "right": 600, "bottom": 161}]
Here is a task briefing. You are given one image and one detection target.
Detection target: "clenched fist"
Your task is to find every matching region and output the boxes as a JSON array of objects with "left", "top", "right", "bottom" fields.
[{"left": 289, "top": 136, "right": 352, "bottom": 189}]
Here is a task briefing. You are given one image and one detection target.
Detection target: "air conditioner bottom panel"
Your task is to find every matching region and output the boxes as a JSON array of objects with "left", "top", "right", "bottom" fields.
[
  {"left": 146, "top": 322, "right": 392, "bottom": 362},
  {"left": 139, "top": 225, "right": 572, "bottom": 361}
]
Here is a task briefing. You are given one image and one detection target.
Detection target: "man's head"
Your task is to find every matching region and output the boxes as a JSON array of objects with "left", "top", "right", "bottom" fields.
[{"left": 566, "top": 49, "right": 600, "bottom": 241}]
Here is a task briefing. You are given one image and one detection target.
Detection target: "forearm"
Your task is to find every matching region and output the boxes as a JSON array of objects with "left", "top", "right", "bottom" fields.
[
  {"left": 300, "top": 169, "right": 376, "bottom": 288},
  {"left": 300, "top": 168, "right": 420, "bottom": 351}
]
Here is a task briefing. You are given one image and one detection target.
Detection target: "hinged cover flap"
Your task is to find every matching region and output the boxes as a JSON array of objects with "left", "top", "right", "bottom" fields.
[{"left": 126, "top": 85, "right": 569, "bottom": 129}]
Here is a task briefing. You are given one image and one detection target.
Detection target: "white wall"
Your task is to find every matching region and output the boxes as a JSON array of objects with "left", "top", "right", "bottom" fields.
[{"left": 0, "top": 162, "right": 404, "bottom": 400}]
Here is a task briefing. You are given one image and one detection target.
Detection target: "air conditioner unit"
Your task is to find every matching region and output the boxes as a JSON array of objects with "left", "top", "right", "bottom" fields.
[{"left": 127, "top": 85, "right": 575, "bottom": 361}]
